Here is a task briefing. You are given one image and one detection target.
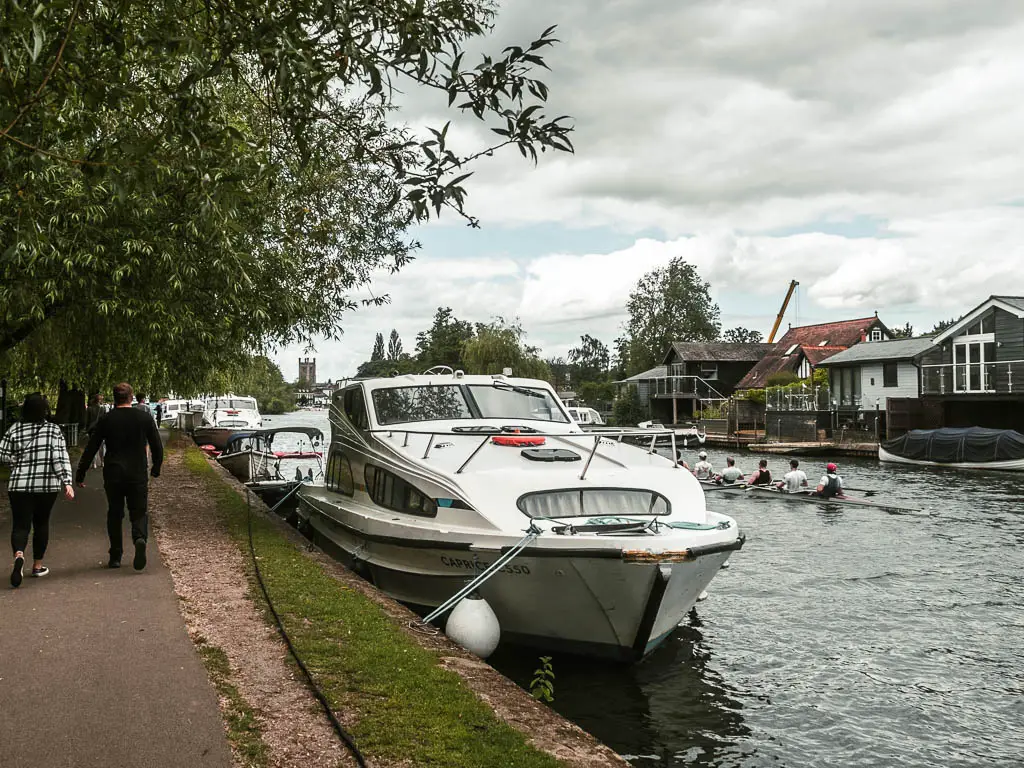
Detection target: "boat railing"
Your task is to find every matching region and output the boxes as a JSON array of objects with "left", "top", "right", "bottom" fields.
[
  {"left": 364, "top": 426, "right": 684, "bottom": 480},
  {"left": 920, "top": 360, "right": 1024, "bottom": 395}
]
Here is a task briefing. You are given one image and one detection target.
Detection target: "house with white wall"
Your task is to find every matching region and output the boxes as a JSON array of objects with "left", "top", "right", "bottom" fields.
[{"left": 816, "top": 336, "right": 935, "bottom": 432}]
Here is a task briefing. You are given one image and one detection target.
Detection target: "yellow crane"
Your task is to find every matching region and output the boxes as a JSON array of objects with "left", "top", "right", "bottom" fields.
[{"left": 768, "top": 280, "right": 799, "bottom": 343}]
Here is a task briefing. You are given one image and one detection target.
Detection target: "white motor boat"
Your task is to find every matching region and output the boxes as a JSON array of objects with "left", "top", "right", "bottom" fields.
[
  {"left": 566, "top": 406, "right": 606, "bottom": 428},
  {"left": 295, "top": 372, "right": 744, "bottom": 661},
  {"left": 194, "top": 394, "right": 263, "bottom": 449},
  {"left": 202, "top": 394, "right": 262, "bottom": 429}
]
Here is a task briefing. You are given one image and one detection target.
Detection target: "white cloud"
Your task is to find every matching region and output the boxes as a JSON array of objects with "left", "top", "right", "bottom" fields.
[
  {"left": 272, "top": 2, "right": 1024, "bottom": 380},
  {"left": 393, "top": 0, "right": 1024, "bottom": 233},
  {"left": 275, "top": 206, "right": 1024, "bottom": 380}
]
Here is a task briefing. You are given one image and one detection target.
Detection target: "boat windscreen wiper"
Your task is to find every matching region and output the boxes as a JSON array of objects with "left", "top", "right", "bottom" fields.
[{"left": 492, "top": 381, "right": 545, "bottom": 398}]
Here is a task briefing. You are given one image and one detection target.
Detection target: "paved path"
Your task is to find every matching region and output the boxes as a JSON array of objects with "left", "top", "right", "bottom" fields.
[{"left": 0, "top": 466, "right": 232, "bottom": 768}]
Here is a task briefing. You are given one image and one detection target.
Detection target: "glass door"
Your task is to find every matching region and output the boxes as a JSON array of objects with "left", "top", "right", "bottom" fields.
[
  {"left": 954, "top": 343, "right": 967, "bottom": 392},
  {"left": 955, "top": 341, "right": 989, "bottom": 392}
]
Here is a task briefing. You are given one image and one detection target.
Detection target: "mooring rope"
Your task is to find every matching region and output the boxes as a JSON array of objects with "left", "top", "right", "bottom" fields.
[{"left": 245, "top": 489, "right": 368, "bottom": 767}]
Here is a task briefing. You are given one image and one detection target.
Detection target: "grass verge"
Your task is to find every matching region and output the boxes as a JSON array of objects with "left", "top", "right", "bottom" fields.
[
  {"left": 195, "top": 638, "right": 269, "bottom": 768},
  {"left": 183, "top": 446, "right": 563, "bottom": 768}
]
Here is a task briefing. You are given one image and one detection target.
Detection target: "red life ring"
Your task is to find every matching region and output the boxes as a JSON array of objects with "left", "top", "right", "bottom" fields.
[{"left": 491, "top": 436, "right": 546, "bottom": 447}]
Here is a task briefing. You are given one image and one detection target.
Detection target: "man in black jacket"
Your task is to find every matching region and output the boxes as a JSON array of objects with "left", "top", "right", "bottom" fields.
[{"left": 77, "top": 382, "right": 163, "bottom": 570}]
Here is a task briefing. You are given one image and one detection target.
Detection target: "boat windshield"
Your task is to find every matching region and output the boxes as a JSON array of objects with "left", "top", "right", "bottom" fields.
[
  {"left": 518, "top": 489, "right": 670, "bottom": 518},
  {"left": 467, "top": 385, "right": 569, "bottom": 423},
  {"left": 372, "top": 386, "right": 473, "bottom": 426},
  {"left": 207, "top": 397, "right": 258, "bottom": 410}
]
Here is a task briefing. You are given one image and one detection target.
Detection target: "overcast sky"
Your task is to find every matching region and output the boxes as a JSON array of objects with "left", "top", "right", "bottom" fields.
[{"left": 275, "top": 0, "right": 1024, "bottom": 382}]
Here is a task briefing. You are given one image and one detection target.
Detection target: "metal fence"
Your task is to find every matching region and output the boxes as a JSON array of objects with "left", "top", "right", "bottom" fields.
[
  {"left": 765, "top": 384, "right": 831, "bottom": 412},
  {"left": 57, "top": 423, "right": 80, "bottom": 445}
]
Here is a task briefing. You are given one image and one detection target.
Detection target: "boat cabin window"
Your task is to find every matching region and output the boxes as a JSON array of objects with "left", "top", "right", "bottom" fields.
[
  {"left": 517, "top": 488, "right": 670, "bottom": 519},
  {"left": 343, "top": 387, "right": 370, "bottom": 430},
  {"left": 467, "top": 385, "right": 569, "bottom": 423},
  {"left": 364, "top": 465, "right": 437, "bottom": 517},
  {"left": 207, "top": 397, "right": 257, "bottom": 410},
  {"left": 326, "top": 450, "right": 355, "bottom": 496},
  {"left": 371, "top": 385, "right": 471, "bottom": 426}
]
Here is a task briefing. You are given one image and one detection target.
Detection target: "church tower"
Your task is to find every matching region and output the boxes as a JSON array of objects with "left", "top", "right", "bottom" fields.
[{"left": 298, "top": 358, "right": 317, "bottom": 386}]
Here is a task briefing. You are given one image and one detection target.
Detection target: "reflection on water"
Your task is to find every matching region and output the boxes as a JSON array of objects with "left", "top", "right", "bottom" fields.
[
  {"left": 491, "top": 617, "right": 753, "bottom": 766},
  {"left": 281, "top": 413, "right": 1024, "bottom": 767}
]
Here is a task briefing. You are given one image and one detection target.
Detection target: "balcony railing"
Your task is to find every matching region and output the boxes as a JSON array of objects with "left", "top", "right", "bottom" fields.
[
  {"left": 648, "top": 375, "right": 727, "bottom": 401},
  {"left": 920, "top": 360, "right": 1024, "bottom": 395},
  {"left": 766, "top": 384, "right": 831, "bottom": 412}
]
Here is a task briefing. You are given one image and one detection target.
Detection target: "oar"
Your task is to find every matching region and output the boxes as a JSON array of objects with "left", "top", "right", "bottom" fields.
[
  {"left": 842, "top": 486, "right": 879, "bottom": 496},
  {"left": 702, "top": 483, "right": 749, "bottom": 491}
]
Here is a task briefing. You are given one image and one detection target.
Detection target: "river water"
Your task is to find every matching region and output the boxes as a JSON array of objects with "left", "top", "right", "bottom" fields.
[{"left": 271, "top": 412, "right": 1024, "bottom": 767}]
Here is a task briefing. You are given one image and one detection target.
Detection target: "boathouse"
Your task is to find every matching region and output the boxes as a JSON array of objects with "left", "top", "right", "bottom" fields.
[
  {"left": 617, "top": 342, "right": 773, "bottom": 424},
  {"left": 895, "top": 296, "right": 1024, "bottom": 434},
  {"left": 816, "top": 336, "right": 935, "bottom": 437}
]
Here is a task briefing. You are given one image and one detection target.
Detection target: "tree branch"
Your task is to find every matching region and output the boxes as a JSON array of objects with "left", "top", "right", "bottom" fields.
[
  {"left": 3, "top": 0, "right": 82, "bottom": 136},
  {"left": 0, "top": 302, "right": 65, "bottom": 355}
]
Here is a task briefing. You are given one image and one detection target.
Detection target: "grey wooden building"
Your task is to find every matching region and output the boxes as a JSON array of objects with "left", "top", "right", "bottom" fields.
[
  {"left": 618, "top": 342, "right": 774, "bottom": 424},
  {"left": 912, "top": 295, "right": 1024, "bottom": 431}
]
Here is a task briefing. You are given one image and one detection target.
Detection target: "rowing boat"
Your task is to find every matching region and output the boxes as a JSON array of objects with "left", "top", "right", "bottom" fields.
[
  {"left": 700, "top": 480, "right": 749, "bottom": 493},
  {"left": 743, "top": 485, "right": 918, "bottom": 512}
]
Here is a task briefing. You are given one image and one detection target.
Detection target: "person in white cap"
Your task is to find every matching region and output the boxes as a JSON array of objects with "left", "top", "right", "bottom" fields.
[{"left": 692, "top": 451, "right": 714, "bottom": 481}]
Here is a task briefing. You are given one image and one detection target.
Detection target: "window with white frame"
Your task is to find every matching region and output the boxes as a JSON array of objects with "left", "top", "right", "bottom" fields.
[
  {"left": 870, "top": 328, "right": 883, "bottom": 341},
  {"left": 700, "top": 363, "right": 718, "bottom": 379}
]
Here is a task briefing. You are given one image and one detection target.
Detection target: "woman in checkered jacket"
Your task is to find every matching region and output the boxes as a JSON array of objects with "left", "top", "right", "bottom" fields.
[{"left": 0, "top": 393, "right": 75, "bottom": 587}]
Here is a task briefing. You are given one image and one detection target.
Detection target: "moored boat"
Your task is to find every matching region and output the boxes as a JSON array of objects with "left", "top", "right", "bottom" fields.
[
  {"left": 879, "top": 427, "right": 1024, "bottom": 471},
  {"left": 295, "top": 371, "right": 744, "bottom": 662},
  {"left": 193, "top": 426, "right": 246, "bottom": 452},
  {"left": 202, "top": 394, "right": 262, "bottom": 430},
  {"left": 217, "top": 426, "right": 325, "bottom": 484}
]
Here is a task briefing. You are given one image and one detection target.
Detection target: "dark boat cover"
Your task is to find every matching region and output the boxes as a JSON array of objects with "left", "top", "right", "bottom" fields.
[{"left": 882, "top": 428, "right": 1024, "bottom": 463}]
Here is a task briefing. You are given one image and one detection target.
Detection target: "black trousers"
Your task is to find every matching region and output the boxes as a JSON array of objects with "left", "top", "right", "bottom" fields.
[
  {"left": 9, "top": 491, "right": 59, "bottom": 559},
  {"left": 104, "top": 481, "right": 148, "bottom": 557}
]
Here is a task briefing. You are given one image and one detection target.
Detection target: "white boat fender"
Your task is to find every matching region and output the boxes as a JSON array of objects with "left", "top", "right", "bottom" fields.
[
  {"left": 697, "top": 590, "right": 709, "bottom": 602},
  {"left": 445, "top": 594, "right": 501, "bottom": 659}
]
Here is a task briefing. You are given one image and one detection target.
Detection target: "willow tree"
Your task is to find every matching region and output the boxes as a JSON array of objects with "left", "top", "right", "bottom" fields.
[
  {"left": 462, "top": 318, "right": 549, "bottom": 379},
  {"left": 0, "top": 0, "right": 573, "bottom": 393}
]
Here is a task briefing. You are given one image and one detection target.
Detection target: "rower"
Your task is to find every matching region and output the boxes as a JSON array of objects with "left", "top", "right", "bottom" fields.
[
  {"left": 811, "top": 462, "right": 844, "bottom": 498},
  {"left": 692, "top": 451, "right": 714, "bottom": 481},
  {"left": 747, "top": 458, "right": 773, "bottom": 486},
  {"left": 717, "top": 456, "right": 744, "bottom": 485},
  {"left": 777, "top": 458, "right": 809, "bottom": 494}
]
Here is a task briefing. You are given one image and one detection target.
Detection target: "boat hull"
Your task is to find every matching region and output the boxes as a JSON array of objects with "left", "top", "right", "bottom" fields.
[
  {"left": 194, "top": 427, "right": 246, "bottom": 451},
  {"left": 248, "top": 480, "right": 303, "bottom": 518},
  {"left": 297, "top": 496, "right": 738, "bottom": 661},
  {"left": 878, "top": 446, "right": 1024, "bottom": 471}
]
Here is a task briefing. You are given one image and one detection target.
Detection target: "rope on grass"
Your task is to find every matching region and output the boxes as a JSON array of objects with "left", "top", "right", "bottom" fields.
[{"left": 245, "top": 490, "right": 368, "bottom": 768}]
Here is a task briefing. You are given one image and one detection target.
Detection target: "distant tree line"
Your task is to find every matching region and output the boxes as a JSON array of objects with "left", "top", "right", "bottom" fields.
[{"left": 354, "top": 310, "right": 550, "bottom": 380}]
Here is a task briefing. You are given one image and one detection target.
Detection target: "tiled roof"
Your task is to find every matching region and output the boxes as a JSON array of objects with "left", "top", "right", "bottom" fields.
[
  {"left": 736, "top": 317, "right": 888, "bottom": 389},
  {"left": 736, "top": 354, "right": 800, "bottom": 389},
  {"left": 665, "top": 342, "right": 777, "bottom": 363},
  {"left": 802, "top": 345, "right": 848, "bottom": 365},
  {"left": 772, "top": 316, "right": 885, "bottom": 348},
  {"left": 816, "top": 336, "right": 936, "bottom": 366}
]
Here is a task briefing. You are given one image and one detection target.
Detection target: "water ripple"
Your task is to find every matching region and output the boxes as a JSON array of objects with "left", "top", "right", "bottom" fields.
[{"left": 487, "top": 448, "right": 1024, "bottom": 767}]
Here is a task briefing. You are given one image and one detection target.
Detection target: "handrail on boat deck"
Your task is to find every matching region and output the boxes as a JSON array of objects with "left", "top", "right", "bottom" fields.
[{"left": 364, "top": 426, "right": 681, "bottom": 480}]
